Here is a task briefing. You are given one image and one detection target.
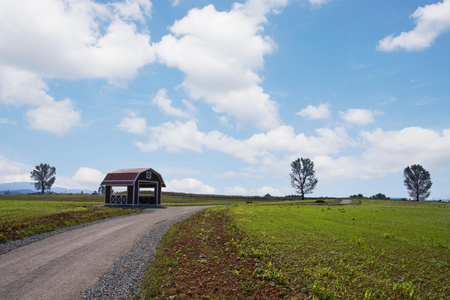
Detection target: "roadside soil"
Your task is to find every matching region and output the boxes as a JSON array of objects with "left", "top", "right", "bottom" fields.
[
  {"left": 0, "top": 206, "right": 210, "bottom": 300},
  {"left": 138, "top": 209, "right": 300, "bottom": 299},
  {"left": 339, "top": 199, "right": 354, "bottom": 205}
]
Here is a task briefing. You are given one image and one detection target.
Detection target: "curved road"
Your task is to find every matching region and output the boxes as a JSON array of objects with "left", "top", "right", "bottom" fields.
[{"left": 0, "top": 206, "right": 210, "bottom": 300}]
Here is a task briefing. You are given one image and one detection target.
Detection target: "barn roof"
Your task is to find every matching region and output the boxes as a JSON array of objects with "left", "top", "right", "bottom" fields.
[{"left": 100, "top": 168, "right": 166, "bottom": 187}]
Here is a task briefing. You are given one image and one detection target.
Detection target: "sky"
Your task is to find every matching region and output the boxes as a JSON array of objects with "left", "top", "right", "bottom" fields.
[{"left": 1, "top": 0, "right": 449, "bottom": 199}]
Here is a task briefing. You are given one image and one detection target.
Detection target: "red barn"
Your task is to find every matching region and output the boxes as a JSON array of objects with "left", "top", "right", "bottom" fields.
[{"left": 101, "top": 168, "right": 166, "bottom": 206}]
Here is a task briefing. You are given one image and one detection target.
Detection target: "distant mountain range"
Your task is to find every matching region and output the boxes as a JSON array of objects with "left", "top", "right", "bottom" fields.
[{"left": 0, "top": 182, "right": 95, "bottom": 195}]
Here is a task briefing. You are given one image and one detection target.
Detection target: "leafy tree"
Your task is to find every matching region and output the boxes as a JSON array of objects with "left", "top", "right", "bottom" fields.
[
  {"left": 30, "top": 163, "right": 56, "bottom": 194},
  {"left": 350, "top": 193, "right": 364, "bottom": 198},
  {"left": 98, "top": 185, "right": 106, "bottom": 195},
  {"left": 370, "top": 193, "right": 388, "bottom": 200},
  {"left": 290, "top": 157, "right": 318, "bottom": 200},
  {"left": 403, "top": 164, "right": 432, "bottom": 201}
]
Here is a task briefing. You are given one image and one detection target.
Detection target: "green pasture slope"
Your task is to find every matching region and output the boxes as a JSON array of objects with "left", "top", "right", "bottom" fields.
[
  {"left": 226, "top": 200, "right": 449, "bottom": 299},
  {"left": 0, "top": 194, "right": 141, "bottom": 243}
]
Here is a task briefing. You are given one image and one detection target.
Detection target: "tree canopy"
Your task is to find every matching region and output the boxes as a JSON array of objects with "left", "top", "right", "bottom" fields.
[
  {"left": 370, "top": 193, "right": 389, "bottom": 200},
  {"left": 30, "top": 163, "right": 56, "bottom": 194},
  {"left": 290, "top": 157, "right": 318, "bottom": 200},
  {"left": 403, "top": 164, "right": 432, "bottom": 201}
]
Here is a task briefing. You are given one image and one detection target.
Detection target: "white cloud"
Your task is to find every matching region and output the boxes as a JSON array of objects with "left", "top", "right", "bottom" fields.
[
  {"left": 225, "top": 185, "right": 249, "bottom": 195},
  {"left": 314, "top": 127, "right": 450, "bottom": 181},
  {"left": 135, "top": 121, "right": 204, "bottom": 152},
  {"left": 133, "top": 120, "right": 351, "bottom": 164},
  {"left": 118, "top": 111, "right": 148, "bottom": 135},
  {"left": 152, "top": 89, "right": 195, "bottom": 119},
  {"left": 0, "top": 0, "right": 154, "bottom": 135},
  {"left": 339, "top": 109, "right": 382, "bottom": 126},
  {"left": 377, "top": 0, "right": 450, "bottom": 52},
  {"left": 25, "top": 99, "right": 81, "bottom": 136},
  {"left": 245, "top": 125, "right": 351, "bottom": 156},
  {"left": 256, "top": 186, "right": 282, "bottom": 196},
  {"left": 360, "top": 127, "right": 450, "bottom": 174},
  {"left": 55, "top": 167, "right": 105, "bottom": 190},
  {"left": 0, "top": 68, "right": 82, "bottom": 135},
  {"left": 127, "top": 114, "right": 450, "bottom": 186},
  {"left": 0, "top": 67, "right": 53, "bottom": 106},
  {"left": 111, "top": 0, "right": 152, "bottom": 23},
  {"left": 0, "top": 0, "right": 154, "bottom": 82},
  {"left": 167, "top": 178, "right": 216, "bottom": 194},
  {"left": 153, "top": 3, "right": 285, "bottom": 130},
  {"left": 297, "top": 104, "right": 331, "bottom": 120},
  {"left": 0, "top": 155, "right": 32, "bottom": 183}
]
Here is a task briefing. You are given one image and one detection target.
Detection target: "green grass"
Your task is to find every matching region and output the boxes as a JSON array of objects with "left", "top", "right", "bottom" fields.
[
  {"left": 160, "top": 192, "right": 296, "bottom": 206},
  {"left": 137, "top": 199, "right": 449, "bottom": 299},
  {"left": 227, "top": 200, "right": 449, "bottom": 299},
  {"left": 0, "top": 194, "right": 142, "bottom": 243},
  {"left": 160, "top": 191, "right": 342, "bottom": 206},
  {"left": 0, "top": 192, "right": 312, "bottom": 243}
]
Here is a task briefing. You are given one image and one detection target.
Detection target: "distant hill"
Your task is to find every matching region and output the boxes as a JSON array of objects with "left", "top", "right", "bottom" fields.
[{"left": 0, "top": 182, "right": 95, "bottom": 195}]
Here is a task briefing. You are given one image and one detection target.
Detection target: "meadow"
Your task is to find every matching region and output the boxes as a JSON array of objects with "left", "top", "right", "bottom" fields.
[
  {"left": 1, "top": 193, "right": 448, "bottom": 298},
  {"left": 138, "top": 200, "right": 449, "bottom": 299},
  {"left": 153, "top": 192, "right": 299, "bottom": 206},
  {"left": 0, "top": 194, "right": 141, "bottom": 243}
]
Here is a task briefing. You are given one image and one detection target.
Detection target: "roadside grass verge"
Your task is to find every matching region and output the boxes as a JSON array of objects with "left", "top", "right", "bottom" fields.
[
  {"left": 138, "top": 200, "right": 449, "bottom": 299},
  {"left": 135, "top": 207, "right": 295, "bottom": 299},
  {"left": 0, "top": 195, "right": 141, "bottom": 243}
]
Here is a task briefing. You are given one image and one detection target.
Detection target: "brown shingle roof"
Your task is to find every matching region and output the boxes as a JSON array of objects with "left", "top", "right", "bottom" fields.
[{"left": 100, "top": 168, "right": 166, "bottom": 187}]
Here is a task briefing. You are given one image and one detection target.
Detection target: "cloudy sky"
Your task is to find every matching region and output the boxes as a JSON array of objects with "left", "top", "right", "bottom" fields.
[{"left": 1, "top": 0, "right": 449, "bottom": 199}]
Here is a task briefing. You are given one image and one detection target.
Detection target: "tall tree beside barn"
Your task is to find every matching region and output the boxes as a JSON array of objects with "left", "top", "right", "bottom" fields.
[
  {"left": 30, "top": 163, "right": 56, "bottom": 194},
  {"left": 403, "top": 164, "right": 432, "bottom": 201},
  {"left": 290, "top": 157, "right": 318, "bottom": 200}
]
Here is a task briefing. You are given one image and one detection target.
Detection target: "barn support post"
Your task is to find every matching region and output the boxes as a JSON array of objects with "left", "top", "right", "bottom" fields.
[
  {"left": 134, "top": 183, "right": 139, "bottom": 206},
  {"left": 127, "top": 186, "right": 133, "bottom": 205},
  {"left": 105, "top": 186, "right": 112, "bottom": 205},
  {"left": 157, "top": 182, "right": 161, "bottom": 206}
]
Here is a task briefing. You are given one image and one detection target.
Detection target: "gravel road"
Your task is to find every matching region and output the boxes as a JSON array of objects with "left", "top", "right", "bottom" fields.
[{"left": 0, "top": 206, "right": 211, "bottom": 300}]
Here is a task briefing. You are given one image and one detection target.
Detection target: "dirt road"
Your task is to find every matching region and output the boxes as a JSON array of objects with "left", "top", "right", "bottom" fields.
[{"left": 0, "top": 206, "right": 210, "bottom": 300}]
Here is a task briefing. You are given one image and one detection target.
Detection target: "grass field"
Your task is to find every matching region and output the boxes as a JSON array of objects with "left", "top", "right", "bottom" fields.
[
  {"left": 160, "top": 192, "right": 303, "bottom": 206},
  {"left": 2, "top": 193, "right": 448, "bottom": 298},
  {"left": 0, "top": 194, "right": 142, "bottom": 243},
  {"left": 138, "top": 200, "right": 449, "bottom": 299},
  {"left": 0, "top": 192, "right": 298, "bottom": 243}
]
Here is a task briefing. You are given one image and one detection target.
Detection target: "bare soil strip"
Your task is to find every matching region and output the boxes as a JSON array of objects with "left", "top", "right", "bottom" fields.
[
  {"left": 339, "top": 199, "right": 353, "bottom": 204},
  {"left": 0, "top": 206, "right": 210, "bottom": 300}
]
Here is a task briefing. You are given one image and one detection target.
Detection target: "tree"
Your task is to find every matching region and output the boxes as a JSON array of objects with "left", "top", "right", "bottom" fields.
[
  {"left": 403, "top": 164, "right": 432, "bottom": 201},
  {"left": 98, "top": 185, "right": 106, "bottom": 195},
  {"left": 370, "top": 193, "right": 388, "bottom": 200},
  {"left": 350, "top": 193, "right": 364, "bottom": 198},
  {"left": 290, "top": 157, "right": 318, "bottom": 200},
  {"left": 30, "top": 163, "right": 56, "bottom": 194}
]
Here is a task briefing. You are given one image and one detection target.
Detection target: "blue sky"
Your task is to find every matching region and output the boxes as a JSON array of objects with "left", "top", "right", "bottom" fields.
[{"left": 1, "top": 0, "right": 449, "bottom": 199}]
